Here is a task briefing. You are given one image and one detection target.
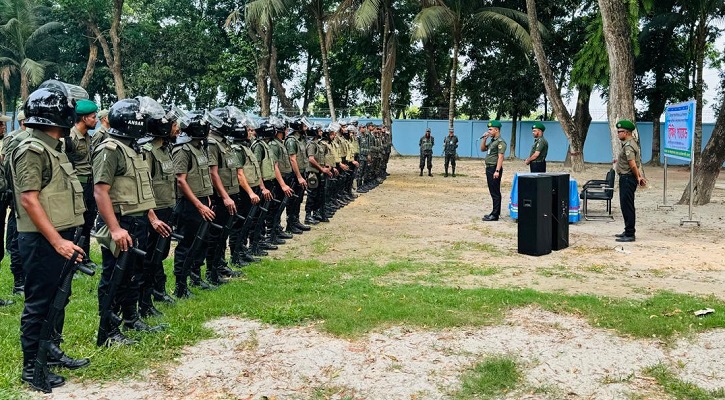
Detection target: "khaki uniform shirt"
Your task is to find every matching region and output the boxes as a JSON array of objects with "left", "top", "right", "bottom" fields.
[
  {"left": 485, "top": 137, "right": 507, "bottom": 166},
  {"left": 68, "top": 126, "right": 93, "bottom": 178},
  {"left": 616, "top": 139, "right": 641, "bottom": 175},
  {"left": 530, "top": 136, "right": 548, "bottom": 162}
]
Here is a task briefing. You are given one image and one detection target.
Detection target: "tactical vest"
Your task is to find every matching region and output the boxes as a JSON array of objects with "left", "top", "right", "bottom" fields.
[
  {"left": 208, "top": 136, "right": 240, "bottom": 195},
  {"left": 321, "top": 141, "right": 335, "bottom": 166},
  {"left": 348, "top": 136, "right": 359, "bottom": 156},
  {"left": 239, "top": 144, "right": 262, "bottom": 188},
  {"left": 270, "top": 138, "right": 292, "bottom": 174},
  {"left": 13, "top": 138, "right": 85, "bottom": 232},
  {"left": 252, "top": 139, "right": 275, "bottom": 181},
  {"left": 98, "top": 138, "right": 157, "bottom": 216},
  {"left": 286, "top": 134, "right": 309, "bottom": 172},
  {"left": 358, "top": 133, "right": 370, "bottom": 156},
  {"left": 173, "top": 142, "right": 213, "bottom": 198},
  {"left": 305, "top": 141, "right": 320, "bottom": 173},
  {"left": 146, "top": 142, "right": 176, "bottom": 209}
]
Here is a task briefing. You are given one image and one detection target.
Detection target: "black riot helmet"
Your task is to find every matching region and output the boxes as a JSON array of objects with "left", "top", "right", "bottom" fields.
[
  {"left": 24, "top": 80, "right": 88, "bottom": 132},
  {"left": 143, "top": 99, "right": 188, "bottom": 138},
  {"left": 269, "top": 116, "right": 287, "bottom": 137},
  {"left": 181, "top": 110, "right": 212, "bottom": 139},
  {"left": 255, "top": 121, "right": 275, "bottom": 139},
  {"left": 211, "top": 106, "right": 247, "bottom": 139},
  {"left": 289, "top": 116, "right": 304, "bottom": 131},
  {"left": 108, "top": 97, "right": 166, "bottom": 139}
]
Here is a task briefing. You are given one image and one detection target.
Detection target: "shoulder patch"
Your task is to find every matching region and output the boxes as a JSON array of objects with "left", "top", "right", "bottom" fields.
[
  {"left": 141, "top": 143, "right": 153, "bottom": 152},
  {"left": 27, "top": 141, "right": 45, "bottom": 154},
  {"left": 98, "top": 141, "right": 118, "bottom": 151}
]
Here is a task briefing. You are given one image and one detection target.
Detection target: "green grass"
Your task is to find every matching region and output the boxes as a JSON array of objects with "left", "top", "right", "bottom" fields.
[
  {"left": 536, "top": 265, "right": 585, "bottom": 280},
  {"left": 455, "top": 356, "right": 522, "bottom": 399},
  {"left": 645, "top": 364, "right": 725, "bottom": 399},
  {"left": 2, "top": 253, "right": 725, "bottom": 396},
  {"left": 451, "top": 241, "right": 502, "bottom": 255}
]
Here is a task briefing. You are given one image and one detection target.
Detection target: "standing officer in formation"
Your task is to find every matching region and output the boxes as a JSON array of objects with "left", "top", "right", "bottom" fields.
[
  {"left": 1, "top": 111, "right": 27, "bottom": 301},
  {"left": 67, "top": 99, "right": 100, "bottom": 269},
  {"left": 419, "top": 128, "right": 434, "bottom": 176},
  {"left": 525, "top": 122, "right": 548, "bottom": 172},
  {"left": 11, "top": 80, "right": 89, "bottom": 389},
  {"left": 443, "top": 128, "right": 458, "bottom": 177},
  {"left": 480, "top": 120, "right": 506, "bottom": 222},
  {"left": 614, "top": 120, "right": 646, "bottom": 243},
  {"left": 93, "top": 97, "right": 165, "bottom": 346},
  {"left": 284, "top": 117, "right": 310, "bottom": 234}
]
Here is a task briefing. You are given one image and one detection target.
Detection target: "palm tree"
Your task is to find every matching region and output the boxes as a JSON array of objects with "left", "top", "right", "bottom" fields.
[
  {"left": 0, "top": 0, "right": 62, "bottom": 101},
  {"left": 411, "top": 0, "right": 533, "bottom": 130}
]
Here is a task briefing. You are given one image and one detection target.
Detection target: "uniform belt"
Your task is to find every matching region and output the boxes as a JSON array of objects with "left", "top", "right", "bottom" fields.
[
  {"left": 77, "top": 175, "right": 91, "bottom": 183},
  {"left": 485, "top": 164, "right": 497, "bottom": 168},
  {"left": 530, "top": 160, "right": 545, "bottom": 163},
  {"left": 619, "top": 172, "right": 633, "bottom": 176}
]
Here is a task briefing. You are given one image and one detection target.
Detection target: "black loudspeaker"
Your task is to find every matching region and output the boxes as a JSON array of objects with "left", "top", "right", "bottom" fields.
[
  {"left": 544, "top": 173, "right": 570, "bottom": 250},
  {"left": 518, "top": 175, "right": 552, "bottom": 256}
]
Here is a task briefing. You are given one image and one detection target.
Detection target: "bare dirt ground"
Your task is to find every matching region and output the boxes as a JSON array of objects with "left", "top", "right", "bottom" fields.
[{"left": 46, "top": 156, "right": 725, "bottom": 400}]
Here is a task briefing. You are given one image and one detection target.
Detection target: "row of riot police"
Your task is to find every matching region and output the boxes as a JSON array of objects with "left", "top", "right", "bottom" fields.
[{"left": 5, "top": 79, "right": 392, "bottom": 393}]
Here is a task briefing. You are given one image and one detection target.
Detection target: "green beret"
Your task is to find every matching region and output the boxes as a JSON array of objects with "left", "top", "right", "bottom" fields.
[
  {"left": 616, "top": 120, "right": 636, "bottom": 131},
  {"left": 75, "top": 99, "right": 98, "bottom": 116},
  {"left": 532, "top": 122, "right": 545, "bottom": 131},
  {"left": 97, "top": 109, "right": 109, "bottom": 119},
  {"left": 487, "top": 120, "right": 502, "bottom": 128}
]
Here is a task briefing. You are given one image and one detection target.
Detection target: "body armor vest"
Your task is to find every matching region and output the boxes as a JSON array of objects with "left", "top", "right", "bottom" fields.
[
  {"left": 146, "top": 141, "right": 176, "bottom": 209},
  {"left": 99, "top": 138, "right": 157, "bottom": 216},
  {"left": 13, "top": 138, "right": 85, "bottom": 232},
  {"left": 173, "top": 141, "right": 213, "bottom": 198},
  {"left": 239, "top": 144, "right": 262, "bottom": 188},
  {"left": 270, "top": 138, "right": 292, "bottom": 174},
  {"left": 252, "top": 139, "right": 275, "bottom": 181},
  {"left": 208, "top": 136, "right": 240, "bottom": 195}
]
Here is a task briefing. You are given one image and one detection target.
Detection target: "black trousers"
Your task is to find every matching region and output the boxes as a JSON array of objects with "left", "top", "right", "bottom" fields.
[
  {"left": 229, "top": 186, "right": 261, "bottom": 253},
  {"left": 444, "top": 154, "right": 456, "bottom": 172},
  {"left": 97, "top": 215, "right": 148, "bottom": 322},
  {"left": 143, "top": 207, "right": 173, "bottom": 296},
  {"left": 287, "top": 175, "right": 305, "bottom": 222},
  {"left": 173, "top": 197, "right": 206, "bottom": 283},
  {"left": 419, "top": 152, "right": 432, "bottom": 170},
  {"left": 19, "top": 228, "right": 76, "bottom": 357},
  {"left": 357, "top": 157, "right": 368, "bottom": 186},
  {"left": 206, "top": 193, "right": 238, "bottom": 269},
  {"left": 619, "top": 174, "right": 637, "bottom": 237},
  {"left": 530, "top": 161, "right": 546, "bottom": 173},
  {"left": 485, "top": 165, "right": 503, "bottom": 217},
  {"left": 306, "top": 173, "right": 322, "bottom": 213},
  {"left": 80, "top": 180, "right": 97, "bottom": 258}
]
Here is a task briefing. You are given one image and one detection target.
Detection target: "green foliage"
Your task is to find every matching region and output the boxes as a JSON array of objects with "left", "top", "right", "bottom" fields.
[{"left": 571, "top": 14, "right": 609, "bottom": 88}]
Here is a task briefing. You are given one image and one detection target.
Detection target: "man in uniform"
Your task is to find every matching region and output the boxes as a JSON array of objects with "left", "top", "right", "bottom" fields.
[
  {"left": 172, "top": 111, "right": 216, "bottom": 298},
  {"left": 67, "top": 99, "right": 100, "bottom": 269},
  {"left": 268, "top": 118, "right": 297, "bottom": 237},
  {"left": 139, "top": 107, "right": 182, "bottom": 317},
  {"left": 525, "top": 122, "right": 548, "bottom": 172},
  {"left": 356, "top": 123, "right": 372, "bottom": 193},
  {"left": 419, "top": 128, "right": 434, "bottom": 177},
  {"left": 93, "top": 97, "right": 163, "bottom": 346},
  {"left": 614, "top": 120, "right": 646, "bottom": 243},
  {"left": 284, "top": 117, "right": 310, "bottom": 234},
  {"left": 305, "top": 125, "right": 331, "bottom": 224},
  {"left": 12, "top": 81, "right": 90, "bottom": 388},
  {"left": 1, "top": 112, "right": 26, "bottom": 300},
  {"left": 480, "top": 120, "right": 506, "bottom": 222},
  {"left": 443, "top": 128, "right": 458, "bottom": 177},
  {"left": 91, "top": 109, "right": 110, "bottom": 151}
]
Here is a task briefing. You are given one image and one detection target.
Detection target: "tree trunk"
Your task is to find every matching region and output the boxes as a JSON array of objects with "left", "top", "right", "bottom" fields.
[
  {"left": 509, "top": 110, "right": 518, "bottom": 159},
  {"left": 567, "top": 85, "right": 592, "bottom": 170},
  {"left": 525, "top": 0, "right": 583, "bottom": 172},
  {"left": 447, "top": 37, "right": 459, "bottom": 130},
  {"left": 80, "top": 34, "right": 98, "bottom": 89},
  {"left": 20, "top": 71, "right": 29, "bottom": 103},
  {"left": 269, "top": 44, "right": 294, "bottom": 114},
  {"left": 110, "top": 0, "right": 126, "bottom": 99},
  {"left": 380, "top": 8, "right": 395, "bottom": 130},
  {"left": 693, "top": 13, "right": 707, "bottom": 166},
  {"left": 316, "top": 18, "right": 336, "bottom": 121},
  {"left": 88, "top": 16, "right": 125, "bottom": 100},
  {"left": 303, "top": 52, "right": 313, "bottom": 114},
  {"left": 649, "top": 112, "right": 662, "bottom": 166},
  {"left": 598, "top": 0, "right": 636, "bottom": 166},
  {"left": 0, "top": 87, "right": 5, "bottom": 115},
  {"left": 679, "top": 96, "right": 725, "bottom": 205},
  {"left": 248, "top": 22, "right": 271, "bottom": 117}
]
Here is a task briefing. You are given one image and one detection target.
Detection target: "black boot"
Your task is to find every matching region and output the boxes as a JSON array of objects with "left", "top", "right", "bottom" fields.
[
  {"left": 235, "top": 245, "right": 260, "bottom": 263},
  {"left": 285, "top": 220, "right": 303, "bottom": 234},
  {"left": 294, "top": 217, "right": 311, "bottom": 231},
  {"left": 304, "top": 212, "right": 319, "bottom": 225},
  {"left": 0, "top": 298, "right": 14, "bottom": 306},
  {"left": 444, "top": 169, "right": 448, "bottom": 177},
  {"left": 452, "top": 167, "right": 456, "bottom": 177},
  {"left": 12, "top": 276, "right": 25, "bottom": 295},
  {"left": 174, "top": 279, "right": 193, "bottom": 299},
  {"left": 419, "top": 169, "right": 423, "bottom": 176},
  {"left": 138, "top": 288, "right": 161, "bottom": 318},
  {"left": 152, "top": 289, "right": 175, "bottom": 304},
  {"left": 276, "top": 225, "right": 294, "bottom": 239},
  {"left": 190, "top": 272, "right": 217, "bottom": 290},
  {"left": 428, "top": 169, "right": 433, "bottom": 177},
  {"left": 102, "top": 326, "right": 138, "bottom": 346},
  {"left": 123, "top": 317, "right": 166, "bottom": 333},
  {"left": 47, "top": 342, "right": 90, "bottom": 369},
  {"left": 250, "top": 241, "right": 268, "bottom": 256},
  {"left": 22, "top": 354, "right": 66, "bottom": 393}
]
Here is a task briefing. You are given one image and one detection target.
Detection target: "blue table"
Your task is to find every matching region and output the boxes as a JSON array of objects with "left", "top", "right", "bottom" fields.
[{"left": 508, "top": 173, "right": 581, "bottom": 223}]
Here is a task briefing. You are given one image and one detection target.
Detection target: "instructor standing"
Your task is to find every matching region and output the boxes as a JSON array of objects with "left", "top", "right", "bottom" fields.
[
  {"left": 480, "top": 120, "right": 506, "bottom": 222},
  {"left": 614, "top": 120, "right": 646, "bottom": 243},
  {"left": 419, "top": 128, "right": 434, "bottom": 177},
  {"left": 524, "top": 122, "right": 547, "bottom": 172}
]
